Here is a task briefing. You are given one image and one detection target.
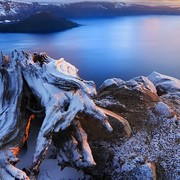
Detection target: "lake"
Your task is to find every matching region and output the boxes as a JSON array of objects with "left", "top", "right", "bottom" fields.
[{"left": 1, "top": 15, "right": 180, "bottom": 88}]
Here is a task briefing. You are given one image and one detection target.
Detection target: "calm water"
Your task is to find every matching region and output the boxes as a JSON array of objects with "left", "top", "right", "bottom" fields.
[{"left": 1, "top": 15, "right": 180, "bottom": 87}]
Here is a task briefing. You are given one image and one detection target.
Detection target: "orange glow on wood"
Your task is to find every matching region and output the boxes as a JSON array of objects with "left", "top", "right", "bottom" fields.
[
  {"left": 9, "top": 147, "right": 20, "bottom": 157},
  {"left": 23, "top": 114, "right": 35, "bottom": 143}
]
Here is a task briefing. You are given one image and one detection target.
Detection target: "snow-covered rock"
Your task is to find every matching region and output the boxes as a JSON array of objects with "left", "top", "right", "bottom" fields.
[
  {"left": 121, "top": 161, "right": 156, "bottom": 179},
  {"left": 154, "top": 102, "right": 174, "bottom": 118},
  {"left": 99, "top": 76, "right": 157, "bottom": 95},
  {"left": 148, "top": 71, "right": 180, "bottom": 96},
  {"left": 97, "top": 76, "right": 159, "bottom": 113},
  {"left": 91, "top": 72, "right": 180, "bottom": 179}
]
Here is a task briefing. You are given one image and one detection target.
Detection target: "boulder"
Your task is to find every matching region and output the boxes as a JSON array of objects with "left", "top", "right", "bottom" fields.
[{"left": 87, "top": 73, "right": 180, "bottom": 180}]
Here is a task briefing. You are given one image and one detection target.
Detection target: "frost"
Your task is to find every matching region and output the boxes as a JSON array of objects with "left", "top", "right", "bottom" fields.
[
  {"left": 154, "top": 102, "right": 174, "bottom": 118},
  {"left": 148, "top": 71, "right": 180, "bottom": 95},
  {"left": 0, "top": 51, "right": 131, "bottom": 179},
  {"left": 99, "top": 78, "right": 125, "bottom": 90}
]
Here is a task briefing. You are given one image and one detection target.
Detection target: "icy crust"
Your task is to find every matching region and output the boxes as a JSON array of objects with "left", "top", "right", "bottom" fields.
[{"left": 0, "top": 50, "right": 131, "bottom": 179}]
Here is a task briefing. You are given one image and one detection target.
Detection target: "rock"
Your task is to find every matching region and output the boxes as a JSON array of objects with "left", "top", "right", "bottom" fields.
[
  {"left": 133, "top": 162, "right": 156, "bottom": 180},
  {"left": 153, "top": 102, "right": 175, "bottom": 118},
  {"left": 87, "top": 73, "right": 180, "bottom": 180},
  {"left": 97, "top": 76, "right": 159, "bottom": 113},
  {"left": 148, "top": 71, "right": 180, "bottom": 96},
  {"left": 120, "top": 160, "right": 156, "bottom": 180}
]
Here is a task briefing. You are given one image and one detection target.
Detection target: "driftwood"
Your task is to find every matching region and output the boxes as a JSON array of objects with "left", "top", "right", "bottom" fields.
[{"left": 0, "top": 50, "right": 131, "bottom": 179}]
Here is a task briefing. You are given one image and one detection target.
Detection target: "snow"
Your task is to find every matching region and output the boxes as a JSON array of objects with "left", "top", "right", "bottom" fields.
[
  {"left": 99, "top": 78, "right": 125, "bottom": 90},
  {"left": 5, "top": 51, "right": 179, "bottom": 179},
  {"left": 154, "top": 102, "right": 174, "bottom": 118},
  {"left": 0, "top": 9, "right": 6, "bottom": 16},
  {"left": 12, "top": 50, "right": 124, "bottom": 175},
  {"left": 44, "top": 58, "right": 97, "bottom": 97},
  {"left": 115, "top": 2, "right": 131, "bottom": 9},
  {"left": 95, "top": 96, "right": 126, "bottom": 109},
  {"left": 38, "top": 160, "right": 87, "bottom": 180},
  {"left": 148, "top": 71, "right": 180, "bottom": 94},
  {"left": 97, "top": 71, "right": 180, "bottom": 179},
  {"left": 96, "top": 4, "right": 107, "bottom": 10},
  {"left": 0, "top": 149, "right": 29, "bottom": 179},
  {"left": 0, "top": 1, "right": 18, "bottom": 17},
  {"left": 112, "top": 102, "right": 180, "bottom": 179},
  {"left": 0, "top": 58, "right": 23, "bottom": 147},
  {"left": 1, "top": 50, "right": 103, "bottom": 178},
  {"left": 16, "top": 118, "right": 87, "bottom": 180},
  {"left": 55, "top": 58, "right": 78, "bottom": 76},
  {"left": 99, "top": 76, "right": 157, "bottom": 97},
  {"left": 132, "top": 76, "right": 157, "bottom": 94},
  {"left": 99, "top": 106, "right": 131, "bottom": 137},
  {"left": 100, "top": 72, "right": 180, "bottom": 98},
  {"left": 5, "top": 20, "right": 11, "bottom": 23}
]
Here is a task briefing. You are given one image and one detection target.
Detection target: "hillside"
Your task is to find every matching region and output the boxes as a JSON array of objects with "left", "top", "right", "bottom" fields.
[
  {"left": 0, "top": 1, "right": 180, "bottom": 22},
  {"left": 0, "top": 12, "right": 79, "bottom": 33}
]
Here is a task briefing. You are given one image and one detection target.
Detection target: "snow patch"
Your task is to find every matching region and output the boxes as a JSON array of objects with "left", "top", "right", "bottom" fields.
[
  {"left": 115, "top": 2, "right": 131, "bottom": 9},
  {"left": 100, "top": 78, "right": 125, "bottom": 90},
  {"left": 38, "top": 159, "right": 88, "bottom": 180},
  {"left": 154, "top": 102, "right": 174, "bottom": 118},
  {"left": 148, "top": 72, "right": 180, "bottom": 95}
]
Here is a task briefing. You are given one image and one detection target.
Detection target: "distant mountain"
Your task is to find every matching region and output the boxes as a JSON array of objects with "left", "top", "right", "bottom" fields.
[
  {"left": 0, "top": 1, "right": 180, "bottom": 22},
  {"left": 0, "top": 12, "right": 79, "bottom": 33}
]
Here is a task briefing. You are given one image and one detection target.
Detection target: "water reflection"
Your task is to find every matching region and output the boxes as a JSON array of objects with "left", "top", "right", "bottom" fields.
[{"left": 0, "top": 15, "right": 180, "bottom": 87}]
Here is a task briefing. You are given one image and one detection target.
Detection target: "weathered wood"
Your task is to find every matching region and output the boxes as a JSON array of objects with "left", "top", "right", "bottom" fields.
[{"left": 0, "top": 50, "right": 131, "bottom": 179}]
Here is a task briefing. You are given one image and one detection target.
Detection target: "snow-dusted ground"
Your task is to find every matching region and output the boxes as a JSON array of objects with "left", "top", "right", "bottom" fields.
[
  {"left": 16, "top": 119, "right": 88, "bottom": 180},
  {"left": 97, "top": 72, "right": 180, "bottom": 179},
  {"left": 39, "top": 160, "right": 87, "bottom": 180}
]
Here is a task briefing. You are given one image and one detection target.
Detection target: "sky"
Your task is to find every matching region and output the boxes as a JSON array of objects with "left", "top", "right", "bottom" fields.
[
  {"left": 14, "top": 0, "right": 180, "bottom": 7},
  {"left": 23, "top": 0, "right": 180, "bottom": 6}
]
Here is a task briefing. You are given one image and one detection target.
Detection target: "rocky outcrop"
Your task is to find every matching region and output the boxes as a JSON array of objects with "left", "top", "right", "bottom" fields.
[
  {"left": 89, "top": 72, "right": 180, "bottom": 179},
  {"left": 0, "top": 50, "right": 179, "bottom": 179}
]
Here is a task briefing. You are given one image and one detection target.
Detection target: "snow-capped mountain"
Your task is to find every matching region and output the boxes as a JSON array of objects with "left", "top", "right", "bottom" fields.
[
  {"left": 115, "top": 2, "right": 131, "bottom": 9},
  {"left": 0, "top": 1, "right": 36, "bottom": 21},
  {"left": 0, "top": 1, "right": 180, "bottom": 21}
]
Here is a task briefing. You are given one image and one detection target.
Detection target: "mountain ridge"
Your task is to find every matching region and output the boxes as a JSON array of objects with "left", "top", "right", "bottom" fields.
[
  {"left": 0, "top": 12, "right": 79, "bottom": 33},
  {"left": 0, "top": 1, "right": 180, "bottom": 22}
]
